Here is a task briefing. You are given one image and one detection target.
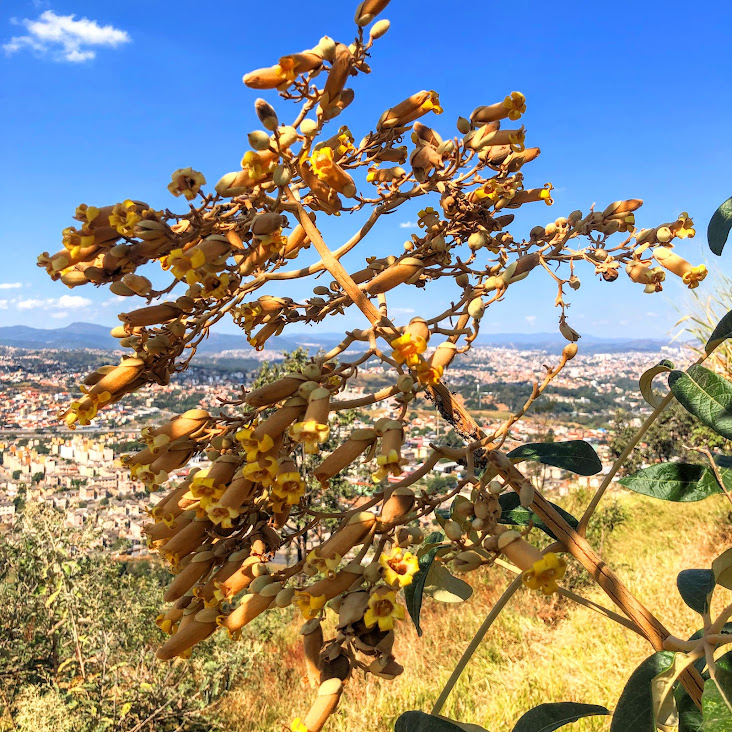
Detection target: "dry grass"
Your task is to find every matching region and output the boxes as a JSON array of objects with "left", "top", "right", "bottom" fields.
[{"left": 217, "top": 492, "right": 732, "bottom": 731}]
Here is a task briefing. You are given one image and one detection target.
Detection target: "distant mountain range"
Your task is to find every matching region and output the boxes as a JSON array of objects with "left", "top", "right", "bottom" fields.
[{"left": 0, "top": 322, "right": 677, "bottom": 356}]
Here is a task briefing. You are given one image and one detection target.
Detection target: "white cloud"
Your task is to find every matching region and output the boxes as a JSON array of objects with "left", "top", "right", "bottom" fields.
[
  {"left": 50, "top": 310, "right": 68, "bottom": 319},
  {"left": 102, "top": 295, "right": 127, "bottom": 307},
  {"left": 0, "top": 299, "right": 8, "bottom": 310},
  {"left": 525, "top": 315, "right": 537, "bottom": 324},
  {"left": 0, "top": 282, "right": 23, "bottom": 290},
  {"left": 391, "top": 307, "right": 415, "bottom": 315},
  {"left": 399, "top": 221, "right": 417, "bottom": 229},
  {"left": 3, "top": 10, "right": 130, "bottom": 63},
  {"left": 15, "top": 295, "right": 91, "bottom": 311}
]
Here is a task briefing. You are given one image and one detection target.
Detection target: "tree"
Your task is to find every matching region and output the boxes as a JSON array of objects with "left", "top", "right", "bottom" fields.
[
  {"left": 0, "top": 504, "right": 259, "bottom": 731},
  {"left": 610, "top": 403, "right": 731, "bottom": 475},
  {"left": 28, "top": 0, "right": 723, "bottom": 729}
]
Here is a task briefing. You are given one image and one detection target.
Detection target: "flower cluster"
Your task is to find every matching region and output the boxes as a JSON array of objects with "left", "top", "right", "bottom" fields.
[{"left": 37, "top": 0, "right": 709, "bottom": 728}]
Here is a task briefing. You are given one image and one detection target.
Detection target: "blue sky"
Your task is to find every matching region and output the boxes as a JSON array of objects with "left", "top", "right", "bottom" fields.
[{"left": 1, "top": 0, "right": 731, "bottom": 341}]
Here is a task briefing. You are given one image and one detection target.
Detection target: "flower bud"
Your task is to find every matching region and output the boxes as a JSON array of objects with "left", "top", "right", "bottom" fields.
[
  {"left": 370, "top": 19, "right": 391, "bottom": 39},
  {"left": 248, "top": 130, "right": 271, "bottom": 151},
  {"left": 255, "top": 98, "right": 278, "bottom": 131}
]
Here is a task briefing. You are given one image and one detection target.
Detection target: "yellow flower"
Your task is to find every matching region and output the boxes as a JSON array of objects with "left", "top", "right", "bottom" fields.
[
  {"left": 289, "top": 420, "right": 330, "bottom": 455},
  {"left": 413, "top": 359, "right": 443, "bottom": 386},
  {"left": 372, "top": 448, "right": 403, "bottom": 482},
  {"left": 167, "top": 167, "right": 206, "bottom": 200},
  {"left": 241, "top": 456, "right": 278, "bottom": 486},
  {"left": 417, "top": 207, "right": 440, "bottom": 229},
  {"left": 190, "top": 474, "right": 225, "bottom": 509},
  {"left": 672, "top": 212, "right": 695, "bottom": 240},
  {"left": 522, "top": 552, "right": 567, "bottom": 595},
  {"left": 241, "top": 150, "right": 276, "bottom": 183},
  {"left": 272, "top": 471, "right": 305, "bottom": 506},
  {"left": 508, "top": 126, "right": 526, "bottom": 153},
  {"left": 161, "top": 248, "right": 206, "bottom": 282},
  {"left": 422, "top": 90, "right": 442, "bottom": 114},
  {"left": 109, "top": 200, "right": 142, "bottom": 237},
  {"left": 62, "top": 389, "right": 112, "bottom": 428},
  {"left": 503, "top": 91, "right": 526, "bottom": 121},
  {"left": 290, "top": 717, "right": 308, "bottom": 732},
  {"left": 306, "top": 548, "right": 341, "bottom": 575},
  {"left": 62, "top": 225, "right": 95, "bottom": 252},
  {"left": 682, "top": 265, "right": 707, "bottom": 289},
  {"left": 364, "top": 589, "right": 405, "bottom": 631},
  {"left": 379, "top": 547, "right": 420, "bottom": 587},
  {"left": 200, "top": 272, "right": 231, "bottom": 299},
  {"left": 74, "top": 203, "right": 100, "bottom": 223},
  {"left": 206, "top": 501, "right": 240, "bottom": 528},
  {"left": 294, "top": 591, "right": 327, "bottom": 620},
  {"left": 234, "top": 302, "right": 263, "bottom": 333},
  {"left": 390, "top": 333, "right": 427, "bottom": 367},
  {"left": 235, "top": 427, "right": 275, "bottom": 462},
  {"left": 155, "top": 613, "right": 178, "bottom": 635}
]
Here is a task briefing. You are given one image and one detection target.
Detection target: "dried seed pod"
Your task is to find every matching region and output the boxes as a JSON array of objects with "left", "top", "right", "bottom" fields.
[{"left": 303, "top": 678, "right": 344, "bottom": 732}]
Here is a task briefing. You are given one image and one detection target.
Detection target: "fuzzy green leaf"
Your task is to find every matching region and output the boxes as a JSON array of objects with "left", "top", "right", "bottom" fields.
[
  {"left": 508, "top": 440, "right": 602, "bottom": 476},
  {"left": 404, "top": 533, "right": 445, "bottom": 637},
  {"left": 497, "top": 492, "right": 579, "bottom": 541},
  {"left": 706, "top": 310, "right": 732, "bottom": 354},
  {"left": 701, "top": 679, "right": 732, "bottom": 731},
  {"left": 669, "top": 365, "right": 732, "bottom": 440},
  {"left": 610, "top": 652, "right": 675, "bottom": 732},
  {"left": 618, "top": 462, "right": 722, "bottom": 502},
  {"left": 511, "top": 702, "right": 609, "bottom": 732},
  {"left": 423, "top": 563, "right": 473, "bottom": 604},
  {"left": 676, "top": 569, "right": 715, "bottom": 616},
  {"left": 708, "top": 196, "right": 732, "bottom": 256},
  {"left": 395, "top": 711, "right": 486, "bottom": 732}
]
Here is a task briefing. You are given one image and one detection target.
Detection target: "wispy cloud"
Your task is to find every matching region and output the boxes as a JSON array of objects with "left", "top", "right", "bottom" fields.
[
  {"left": 0, "top": 299, "right": 8, "bottom": 310},
  {"left": 50, "top": 310, "right": 68, "bottom": 319},
  {"left": 399, "top": 221, "right": 417, "bottom": 229},
  {"left": 525, "top": 315, "right": 537, "bottom": 324},
  {"left": 0, "top": 282, "right": 23, "bottom": 290},
  {"left": 3, "top": 10, "right": 130, "bottom": 62},
  {"left": 16, "top": 294, "right": 92, "bottom": 311}
]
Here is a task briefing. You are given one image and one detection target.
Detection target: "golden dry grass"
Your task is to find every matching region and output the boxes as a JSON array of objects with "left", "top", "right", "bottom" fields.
[{"left": 217, "top": 492, "right": 732, "bottom": 731}]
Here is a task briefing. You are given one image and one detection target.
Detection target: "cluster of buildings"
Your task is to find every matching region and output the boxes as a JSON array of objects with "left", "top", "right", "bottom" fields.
[{"left": 0, "top": 342, "right": 684, "bottom": 550}]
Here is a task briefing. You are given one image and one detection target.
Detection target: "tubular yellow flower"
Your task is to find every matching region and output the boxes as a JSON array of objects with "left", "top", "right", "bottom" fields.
[
  {"left": 308, "top": 146, "right": 356, "bottom": 197},
  {"left": 290, "top": 420, "right": 330, "bottom": 454},
  {"left": 379, "top": 547, "right": 419, "bottom": 587},
  {"left": 161, "top": 248, "right": 206, "bottom": 282},
  {"left": 653, "top": 247, "right": 707, "bottom": 289},
  {"left": 200, "top": 272, "right": 231, "bottom": 299},
  {"left": 190, "top": 474, "right": 225, "bottom": 509},
  {"left": 522, "top": 552, "right": 567, "bottom": 595},
  {"left": 167, "top": 167, "right": 206, "bottom": 200},
  {"left": 294, "top": 591, "right": 328, "bottom": 620},
  {"left": 364, "top": 588, "right": 405, "bottom": 631},
  {"left": 235, "top": 426, "right": 275, "bottom": 462},
  {"left": 272, "top": 471, "right": 305, "bottom": 506},
  {"left": 306, "top": 548, "right": 342, "bottom": 575},
  {"left": 205, "top": 501, "right": 240, "bottom": 528},
  {"left": 241, "top": 456, "right": 278, "bottom": 486},
  {"left": 379, "top": 90, "right": 443, "bottom": 129},
  {"left": 109, "top": 200, "right": 142, "bottom": 237},
  {"left": 390, "top": 333, "right": 426, "bottom": 366}
]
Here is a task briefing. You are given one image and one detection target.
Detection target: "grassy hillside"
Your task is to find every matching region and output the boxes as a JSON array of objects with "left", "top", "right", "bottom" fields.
[{"left": 218, "top": 492, "right": 732, "bottom": 731}]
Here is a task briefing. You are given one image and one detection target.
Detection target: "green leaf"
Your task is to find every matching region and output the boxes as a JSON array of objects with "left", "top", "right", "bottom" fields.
[
  {"left": 618, "top": 462, "right": 722, "bottom": 502},
  {"left": 508, "top": 440, "right": 602, "bottom": 476},
  {"left": 701, "top": 678, "right": 732, "bottom": 731},
  {"left": 395, "top": 711, "right": 485, "bottom": 732},
  {"left": 424, "top": 563, "right": 473, "bottom": 603},
  {"left": 712, "top": 547, "right": 732, "bottom": 591},
  {"left": 706, "top": 310, "right": 732, "bottom": 354},
  {"left": 404, "top": 534, "right": 446, "bottom": 636},
  {"left": 708, "top": 196, "right": 732, "bottom": 256},
  {"left": 670, "top": 365, "right": 732, "bottom": 440},
  {"left": 497, "top": 492, "right": 580, "bottom": 541},
  {"left": 610, "top": 652, "right": 675, "bottom": 732},
  {"left": 639, "top": 359, "right": 675, "bottom": 408},
  {"left": 677, "top": 569, "right": 715, "bottom": 615},
  {"left": 511, "top": 702, "right": 609, "bottom": 732}
]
